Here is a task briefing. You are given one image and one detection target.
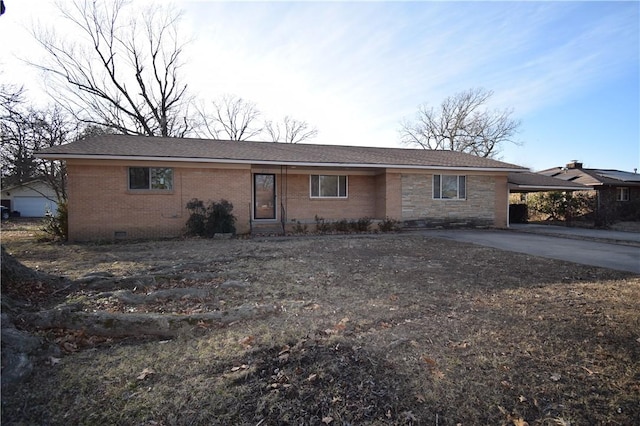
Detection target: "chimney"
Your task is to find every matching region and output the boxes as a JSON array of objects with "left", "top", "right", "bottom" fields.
[{"left": 566, "top": 160, "right": 583, "bottom": 169}]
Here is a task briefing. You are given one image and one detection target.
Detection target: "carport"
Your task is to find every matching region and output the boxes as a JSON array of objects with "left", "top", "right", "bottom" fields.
[{"left": 506, "top": 171, "right": 589, "bottom": 226}]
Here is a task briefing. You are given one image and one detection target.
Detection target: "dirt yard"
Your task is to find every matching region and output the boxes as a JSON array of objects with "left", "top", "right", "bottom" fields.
[{"left": 2, "top": 220, "right": 639, "bottom": 425}]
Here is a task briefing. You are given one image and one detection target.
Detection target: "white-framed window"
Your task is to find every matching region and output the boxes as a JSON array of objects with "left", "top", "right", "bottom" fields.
[
  {"left": 433, "top": 175, "right": 466, "bottom": 200},
  {"left": 616, "top": 187, "right": 630, "bottom": 202},
  {"left": 128, "top": 167, "right": 173, "bottom": 190},
  {"left": 310, "top": 175, "right": 347, "bottom": 198}
]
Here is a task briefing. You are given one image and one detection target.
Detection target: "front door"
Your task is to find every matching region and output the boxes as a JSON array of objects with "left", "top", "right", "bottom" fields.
[{"left": 254, "top": 173, "right": 276, "bottom": 220}]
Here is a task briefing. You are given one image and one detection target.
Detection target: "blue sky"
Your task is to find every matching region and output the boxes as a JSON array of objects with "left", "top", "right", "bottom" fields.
[{"left": 1, "top": 1, "right": 638, "bottom": 172}]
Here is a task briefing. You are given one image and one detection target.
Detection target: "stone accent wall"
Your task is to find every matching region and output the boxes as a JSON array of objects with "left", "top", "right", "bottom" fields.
[{"left": 401, "top": 173, "right": 500, "bottom": 227}]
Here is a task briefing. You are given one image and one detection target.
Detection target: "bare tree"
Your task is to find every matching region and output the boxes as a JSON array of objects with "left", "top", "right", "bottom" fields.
[
  {"left": 264, "top": 116, "right": 318, "bottom": 143},
  {"left": 29, "top": 0, "right": 194, "bottom": 137},
  {"left": 1, "top": 87, "right": 74, "bottom": 202},
  {"left": 399, "top": 88, "right": 521, "bottom": 158},
  {"left": 196, "top": 95, "right": 262, "bottom": 141}
]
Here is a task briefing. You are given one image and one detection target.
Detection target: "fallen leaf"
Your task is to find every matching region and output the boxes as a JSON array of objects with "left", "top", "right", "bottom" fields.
[
  {"left": 511, "top": 417, "right": 529, "bottom": 426},
  {"left": 278, "top": 345, "right": 290, "bottom": 355},
  {"left": 322, "top": 416, "right": 333, "bottom": 424},
  {"left": 518, "top": 395, "right": 527, "bottom": 403},
  {"left": 62, "top": 342, "right": 77, "bottom": 353},
  {"left": 304, "top": 303, "right": 321, "bottom": 310},
  {"left": 307, "top": 373, "right": 318, "bottom": 382},
  {"left": 137, "top": 368, "right": 155, "bottom": 380},
  {"left": 432, "top": 369, "right": 445, "bottom": 379},
  {"left": 239, "top": 335, "right": 255, "bottom": 348},
  {"left": 278, "top": 353, "right": 290, "bottom": 363},
  {"left": 389, "top": 294, "right": 399, "bottom": 301},
  {"left": 550, "top": 373, "right": 561, "bottom": 382},
  {"left": 402, "top": 411, "right": 417, "bottom": 421},
  {"left": 380, "top": 322, "right": 392, "bottom": 329},
  {"left": 231, "top": 364, "right": 248, "bottom": 372},
  {"left": 581, "top": 366, "right": 595, "bottom": 375},
  {"left": 422, "top": 356, "right": 437, "bottom": 367},
  {"left": 49, "top": 356, "right": 61, "bottom": 366}
]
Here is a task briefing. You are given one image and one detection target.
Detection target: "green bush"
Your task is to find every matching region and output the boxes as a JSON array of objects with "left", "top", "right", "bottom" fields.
[
  {"left": 186, "top": 198, "right": 236, "bottom": 237},
  {"left": 185, "top": 199, "right": 207, "bottom": 236}
]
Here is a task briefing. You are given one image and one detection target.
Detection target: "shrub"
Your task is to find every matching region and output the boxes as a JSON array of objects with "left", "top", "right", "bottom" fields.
[
  {"left": 185, "top": 199, "right": 207, "bottom": 236},
  {"left": 206, "top": 199, "right": 236, "bottom": 235},
  {"left": 314, "top": 215, "right": 331, "bottom": 234},
  {"left": 378, "top": 217, "right": 399, "bottom": 232},
  {"left": 291, "top": 220, "right": 308, "bottom": 234},
  {"left": 527, "top": 191, "right": 595, "bottom": 223},
  {"left": 186, "top": 198, "right": 236, "bottom": 237},
  {"left": 41, "top": 200, "right": 68, "bottom": 241},
  {"left": 350, "top": 217, "right": 372, "bottom": 232},
  {"left": 334, "top": 219, "right": 350, "bottom": 233}
]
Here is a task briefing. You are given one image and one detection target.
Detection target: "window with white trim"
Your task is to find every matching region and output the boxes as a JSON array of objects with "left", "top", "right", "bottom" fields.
[
  {"left": 310, "top": 175, "right": 347, "bottom": 198},
  {"left": 616, "top": 187, "right": 630, "bottom": 202},
  {"left": 128, "top": 167, "right": 173, "bottom": 190},
  {"left": 433, "top": 175, "right": 466, "bottom": 199}
]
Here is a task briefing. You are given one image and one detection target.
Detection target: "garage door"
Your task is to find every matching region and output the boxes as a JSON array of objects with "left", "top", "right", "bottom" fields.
[{"left": 12, "top": 197, "right": 58, "bottom": 217}]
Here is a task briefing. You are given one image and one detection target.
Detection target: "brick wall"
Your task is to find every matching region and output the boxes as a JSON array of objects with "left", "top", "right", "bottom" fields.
[
  {"left": 280, "top": 173, "right": 378, "bottom": 222},
  {"left": 375, "top": 172, "right": 402, "bottom": 219},
  {"left": 67, "top": 160, "right": 510, "bottom": 240},
  {"left": 67, "top": 161, "right": 251, "bottom": 241},
  {"left": 401, "top": 173, "right": 506, "bottom": 227}
]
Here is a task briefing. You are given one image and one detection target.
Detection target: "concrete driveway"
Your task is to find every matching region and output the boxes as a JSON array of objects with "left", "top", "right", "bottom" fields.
[{"left": 425, "top": 226, "right": 640, "bottom": 274}]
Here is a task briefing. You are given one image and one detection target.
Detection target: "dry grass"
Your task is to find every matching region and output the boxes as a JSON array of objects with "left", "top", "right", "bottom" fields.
[{"left": 1, "top": 221, "right": 639, "bottom": 425}]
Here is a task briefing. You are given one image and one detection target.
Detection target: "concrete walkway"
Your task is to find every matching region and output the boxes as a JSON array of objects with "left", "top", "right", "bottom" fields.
[{"left": 426, "top": 226, "right": 640, "bottom": 274}]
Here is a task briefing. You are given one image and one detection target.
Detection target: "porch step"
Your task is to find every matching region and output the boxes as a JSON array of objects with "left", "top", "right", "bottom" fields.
[{"left": 251, "top": 223, "right": 285, "bottom": 236}]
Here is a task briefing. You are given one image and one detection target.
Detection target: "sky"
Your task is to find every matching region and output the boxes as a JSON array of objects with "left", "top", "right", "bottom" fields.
[{"left": 1, "top": 0, "right": 638, "bottom": 172}]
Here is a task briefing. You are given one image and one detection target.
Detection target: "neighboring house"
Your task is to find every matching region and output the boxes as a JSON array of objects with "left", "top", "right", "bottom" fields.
[
  {"left": 0, "top": 180, "right": 59, "bottom": 217},
  {"left": 36, "top": 135, "right": 526, "bottom": 241},
  {"left": 538, "top": 161, "right": 640, "bottom": 221}
]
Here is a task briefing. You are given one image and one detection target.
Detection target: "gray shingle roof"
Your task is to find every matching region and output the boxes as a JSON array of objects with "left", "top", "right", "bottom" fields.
[
  {"left": 37, "top": 135, "right": 527, "bottom": 171},
  {"left": 538, "top": 167, "right": 640, "bottom": 187},
  {"left": 508, "top": 172, "right": 589, "bottom": 191}
]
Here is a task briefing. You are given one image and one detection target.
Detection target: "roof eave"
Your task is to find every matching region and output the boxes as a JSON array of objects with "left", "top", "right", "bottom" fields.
[
  {"left": 36, "top": 153, "right": 526, "bottom": 172},
  {"left": 509, "top": 184, "right": 589, "bottom": 191}
]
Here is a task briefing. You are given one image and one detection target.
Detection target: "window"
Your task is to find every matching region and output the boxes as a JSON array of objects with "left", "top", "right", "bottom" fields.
[
  {"left": 616, "top": 187, "right": 630, "bottom": 202},
  {"left": 310, "top": 175, "right": 347, "bottom": 198},
  {"left": 129, "top": 167, "right": 173, "bottom": 190},
  {"left": 433, "top": 175, "right": 466, "bottom": 199}
]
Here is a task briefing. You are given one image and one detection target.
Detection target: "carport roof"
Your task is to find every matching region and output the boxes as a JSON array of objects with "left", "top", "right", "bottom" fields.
[
  {"left": 508, "top": 172, "right": 589, "bottom": 192},
  {"left": 36, "top": 135, "right": 528, "bottom": 172}
]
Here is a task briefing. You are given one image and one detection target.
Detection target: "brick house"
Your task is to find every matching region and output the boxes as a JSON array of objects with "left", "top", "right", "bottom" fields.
[
  {"left": 37, "top": 135, "right": 526, "bottom": 241},
  {"left": 538, "top": 161, "right": 640, "bottom": 223}
]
